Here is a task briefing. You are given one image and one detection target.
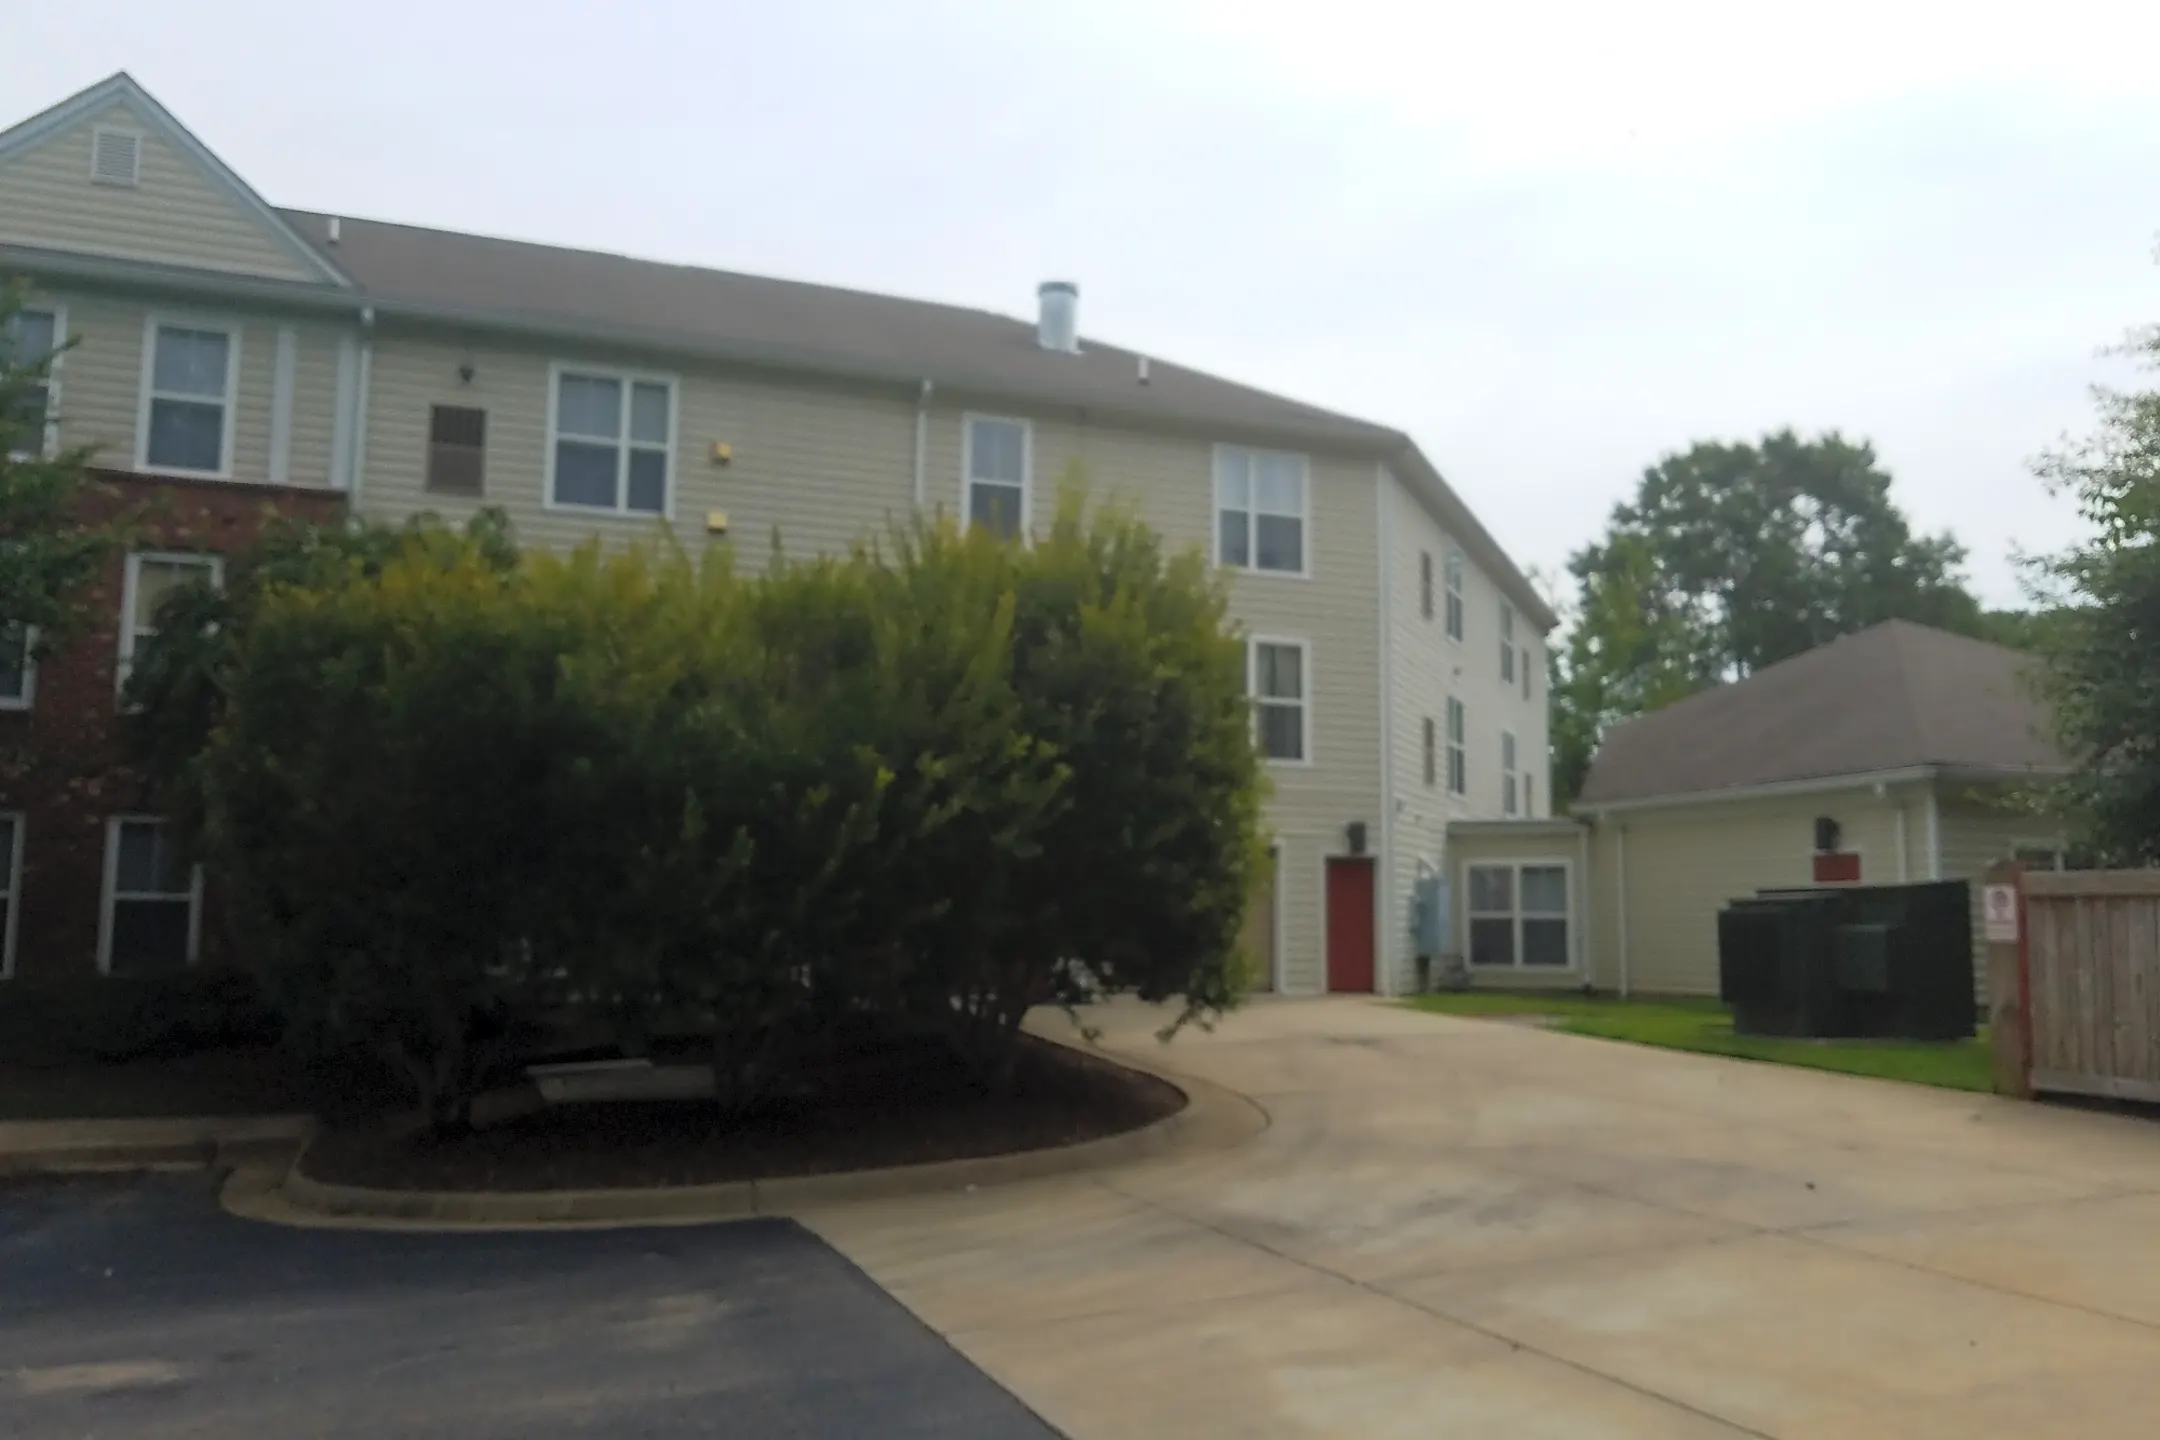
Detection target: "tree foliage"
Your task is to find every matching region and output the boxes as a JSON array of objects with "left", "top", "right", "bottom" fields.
[
  {"left": 1552, "top": 430, "right": 1987, "bottom": 806},
  {"left": 2027, "top": 316, "right": 2160, "bottom": 862},
  {"left": 139, "top": 483, "right": 1264, "bottom": 1129},
  {"left": 0, "top": 281, "right": 128, "bottom": 656}
]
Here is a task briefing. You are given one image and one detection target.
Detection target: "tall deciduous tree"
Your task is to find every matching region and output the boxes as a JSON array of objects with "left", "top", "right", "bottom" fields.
[
  {"left": 1552, "top": 429, "right": 1986, "bottom": 806},
  {"left": 2028, "top": 314, "right": 2160, "bottom": 861}
]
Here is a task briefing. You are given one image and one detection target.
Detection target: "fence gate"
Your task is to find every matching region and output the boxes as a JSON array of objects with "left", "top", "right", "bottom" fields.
[{"left": 2024, "top": 871, "right": 2160, "bottom": 1102}]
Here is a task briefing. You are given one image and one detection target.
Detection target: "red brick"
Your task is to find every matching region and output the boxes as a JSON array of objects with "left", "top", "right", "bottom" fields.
[{"left": 0, "top": 471, "right": 345, "bottom": 981}]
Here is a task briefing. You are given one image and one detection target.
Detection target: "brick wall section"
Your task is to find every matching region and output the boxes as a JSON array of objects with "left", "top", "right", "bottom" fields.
[{"left": 0, "top": 470, "right": 345, "bottom": 981}]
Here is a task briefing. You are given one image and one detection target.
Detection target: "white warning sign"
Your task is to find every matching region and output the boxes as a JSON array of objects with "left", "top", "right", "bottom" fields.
[{"left": 1983, "top": 884, "right": 2020, "bottom": 944}]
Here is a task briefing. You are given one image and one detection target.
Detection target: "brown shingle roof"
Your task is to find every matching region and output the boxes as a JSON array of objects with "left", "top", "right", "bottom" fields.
[
  {"left": 268, "top": 209, "right": 1556, "bottom": 630},
  {"left": 1575, "top": 620, "right": 2067, "bottom": 807},
  {"left": 277, "top": 210, "right": 1397, "bottom": 446}
]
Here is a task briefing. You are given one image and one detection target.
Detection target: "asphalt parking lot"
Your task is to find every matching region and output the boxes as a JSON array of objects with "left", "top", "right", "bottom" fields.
[{"left": 0, "top": 1173, "right": 1058, "bottom": 1439}]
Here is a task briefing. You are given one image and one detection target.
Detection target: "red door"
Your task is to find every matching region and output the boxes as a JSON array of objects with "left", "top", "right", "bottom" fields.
[{"left": 1326, "top": 857, "right": 1376, "bottom": 993}]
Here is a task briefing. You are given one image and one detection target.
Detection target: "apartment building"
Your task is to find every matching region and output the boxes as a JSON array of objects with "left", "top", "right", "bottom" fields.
[{"left": 0, "top": 73, "right": 1554, "bottom": 995}]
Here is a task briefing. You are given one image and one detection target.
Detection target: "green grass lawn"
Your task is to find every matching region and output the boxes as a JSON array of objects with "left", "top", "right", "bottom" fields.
[{"left": 1403, "top": 991, "right": 1993, "bottom": 1092}]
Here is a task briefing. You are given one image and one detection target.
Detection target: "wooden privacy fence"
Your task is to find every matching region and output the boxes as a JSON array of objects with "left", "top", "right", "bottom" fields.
[{"left": 2020, "top": 870, "right": 2160, "bottom": 1102}]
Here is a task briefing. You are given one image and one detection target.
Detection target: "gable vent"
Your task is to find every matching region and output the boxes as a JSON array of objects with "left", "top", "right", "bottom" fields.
[{"left": 90, "top": 127, "right": 142, "bottom": 188}]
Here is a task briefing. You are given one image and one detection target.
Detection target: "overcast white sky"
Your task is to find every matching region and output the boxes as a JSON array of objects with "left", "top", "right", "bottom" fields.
[{"left": 14, "top": 0, "right": 2159, "bottom": 609}]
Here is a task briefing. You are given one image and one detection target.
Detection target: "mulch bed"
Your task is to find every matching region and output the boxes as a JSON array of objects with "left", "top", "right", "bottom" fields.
[{"left": 299, "top": 1033, "right": 1185, "bottom": 1192}]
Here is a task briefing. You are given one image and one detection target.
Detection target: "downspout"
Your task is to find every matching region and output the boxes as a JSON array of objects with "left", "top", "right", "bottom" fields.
[
  {"left": 1924, "top": 780, "right": 1942, "bottom": 881},
  {"left": 349, "top": 304, "right": 376, "bottom": 510},
  {"left": 1616, "top": 820, "right": 1632, "bottom": 998},
  {"left": 1578, "top": 820, "right": 1594, "bottom": 986},
  {"left": 911, "top": 379, "right": 933, "bottom": 510},
  {"left": 1374, "top": 465, "right": 1397, "bottom": 996}
]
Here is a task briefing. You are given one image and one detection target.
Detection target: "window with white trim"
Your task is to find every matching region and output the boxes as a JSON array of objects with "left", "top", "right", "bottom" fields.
[
  {"left": 101, "top": 817, "right": 199, "bottom": 976},
  {"left": 1522, "top": 646, "right": 1533, "bottom": 699},
  {"left": 1419, "top": 550, "right": 1434, "bottom": 619},
  {"left": 1443, "top": 547, "right": 1464, "bottom": 640},
  {"left": 119, "top": 553, "right": 222, "bottom": 697},
  {"left": 1248, "top": 639, "right": 1307, "bottom": 762},
  {"left": 964, "top": 415, "right": 1029, "bottom": 538},
  {"left": 550, "top": 369, "right": 673, "bottom": 515},
  {"left": 1446, "top": 697, "right": 1466, "bottom": 796},
  {"left": 1500, "top": 603, "right": 1516, "bottom": 683},
  {"left": 0, "top": 626, "right": 35, "bottom": 710},
  {"left": 1525, "top": 771, "right": 1535, "bottom": 818},
  {"left": 0, "top": 812, "right": 20, "bottom": 980},
  {"left": 1216, "top": 447, "right": 1307, "bottom": 574},
  {"left": 1423, "top": 715, "right": 1437, "bottom": 787},
  {"left": 1502, "top": 730, "right": 1519, "bottom": 816},
  {"left": 141, "top": 320, "right": 238, "bottom": 475},
  {"left": 1467, "top": 862, "right": 1570, "bottom": 968},
  {"left": 3, "top": 305, "right": 61, "bottom": 460}
]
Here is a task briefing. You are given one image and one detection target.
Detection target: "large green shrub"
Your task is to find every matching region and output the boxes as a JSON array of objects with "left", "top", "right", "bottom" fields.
[{"left": 163, "top": 485, "right": 1263, "bottom": 1130}]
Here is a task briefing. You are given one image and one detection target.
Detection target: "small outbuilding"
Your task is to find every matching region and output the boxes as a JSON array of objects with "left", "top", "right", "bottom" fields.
[{"left": 1445, "top": 621, "right": 2071, "bottom": 1003}]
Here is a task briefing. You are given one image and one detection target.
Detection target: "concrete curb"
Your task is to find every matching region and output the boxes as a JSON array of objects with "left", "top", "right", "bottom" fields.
[
  {"left": 0, "top": 1114, "right": 314, "bottom": 1177},
  {"left": 223, "top": 1031, "right": 1267, "bottom": 1232}
]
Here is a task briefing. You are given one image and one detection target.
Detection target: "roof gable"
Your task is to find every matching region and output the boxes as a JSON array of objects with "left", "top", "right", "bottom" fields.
[
  {"left": 1576, "top": 621, "right": 2066, "bottom": 807},
  {"left": 0, "top": 72, "right": 347, "bottom": 287}
]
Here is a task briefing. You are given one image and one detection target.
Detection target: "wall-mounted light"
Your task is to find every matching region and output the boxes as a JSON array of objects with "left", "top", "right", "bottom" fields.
[{"left": 457, "top": 363, "right": 475, "bottom": 385}]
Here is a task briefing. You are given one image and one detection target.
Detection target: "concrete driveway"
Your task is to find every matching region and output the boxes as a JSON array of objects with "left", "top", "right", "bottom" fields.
[{"left": 805, "top": 997, "right": 2160, "bottom": 1439}]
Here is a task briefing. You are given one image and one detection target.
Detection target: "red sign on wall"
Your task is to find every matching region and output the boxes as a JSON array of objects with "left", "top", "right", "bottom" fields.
[{"left": 1813, "top": 851, "right": 1862, "bottom": 884}]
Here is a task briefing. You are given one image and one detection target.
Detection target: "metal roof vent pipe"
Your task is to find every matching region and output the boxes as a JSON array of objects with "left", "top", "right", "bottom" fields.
[{"left": 1036, "top": 280, "right": 1079, "bottom": 353}]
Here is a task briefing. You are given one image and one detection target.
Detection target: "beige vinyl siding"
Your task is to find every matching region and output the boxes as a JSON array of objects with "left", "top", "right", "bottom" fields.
[
  {"left": 930, "top": 410, "right": 1380, "bottom": 995},
  {"left": 0, "top": 102, "right": 325, "bottom": 284},
  {"left": 361, "top": 328, "right": 917, "bottom": 552},
  {"left": 1589, "top": 788, "right": 1905, "bottom": 996},
  {"left": 1936, "top": 785, "right": 2070, "bottom": 1009},
  {"left": 1382, "top": 467, "right": 1552, "bottom": 992},
  {"left": 34, "top": 287, "right": 344, "bottom": 488},
  {"left": 1448, "top": 827, "right": 1588, "bottom": 989}
]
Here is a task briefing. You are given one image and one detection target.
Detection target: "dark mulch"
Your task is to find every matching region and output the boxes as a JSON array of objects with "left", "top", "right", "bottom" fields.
[
  {"left": 0, "top": 1047, "right": 314, "bottom": 1121},
  {"left": 300, "top": 1033, "right": 1184, "bottom": 1192}
]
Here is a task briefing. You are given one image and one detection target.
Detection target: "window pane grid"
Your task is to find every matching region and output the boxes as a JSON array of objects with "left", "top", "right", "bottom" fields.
[
  {"left": 553, "top": 371, "right": 670, "bottom": 515},
  {"left": 1251, "top": 641, "right": 1307, "bottom": 762},
  {"left": 1465, "top": 863, "right": 1569, "bottom": 969},
  {"left": 145, "top": 324, "right": 232, "bottom": 473},
  {"left": 1217, "top": 448, "right": 1305, "bottom": 574}
]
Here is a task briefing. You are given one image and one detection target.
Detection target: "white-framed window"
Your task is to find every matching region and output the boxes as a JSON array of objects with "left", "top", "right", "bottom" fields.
[
  {"left": 1446, "top": 697, "right": 1467, "bottom": 796},
  {"left": 963, "top": 414, "right": 1030, "bottom": 538},
  {"left": 0, "top": 812, "right": 22, "bottom": 980},
  {"left": 1466, "top": 861, "right": 1571, "bottom": 969},
  {"left": 1215, "top": 447, "right": 1308, "bottom": 575},
  {"left": 547, "top": 366, "right": 675, "bottom": 516},
  {"left": 1522, "top": 646, "right": 1533, "bottom": 700},
  {"left": 1443, "top": 547, "right": 1464, "bottom": 641},
  {"left": 1502, "top": 730, "right": 1519, "bottom": 816},
  {"left": 1500, "top": 603, "right": 1516, "bottom": 683},
  {"left": 1419, "top": 550, "right": 1434, "bottom": 619},
  {"left": 0, "top": 625, "right": 36, "bottom": 711},
  {"left": 1525, "top": 772, "right": 1535, "bottom": 818},
  {"left": 1423, "top": 715, "right": 1437, "bottom": 787},
  {"left": 99, "top": 816, "right": 201, "bottom": 976},
  {"left": 118, "top": 552, "right": 222, "bottom": 698},
  {"left": 137, "top": 317, "right": 240, "bottom": 477},
  {"left": 4, "top": 303, "right": 63, "bottom": 461},
  {"left": 1247, "top": 637, "right": 1309, "bottom": 764}
]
